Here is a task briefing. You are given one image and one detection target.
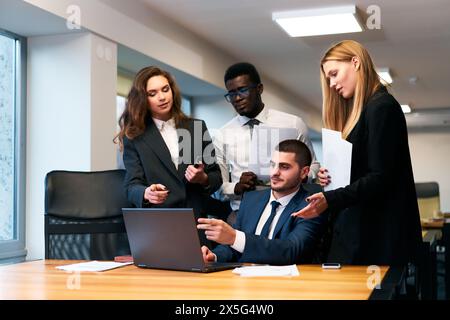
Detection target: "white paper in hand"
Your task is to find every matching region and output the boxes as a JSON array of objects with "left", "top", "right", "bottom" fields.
[{"left": 322, "top": 128, "right": 352, "bottom": 191}]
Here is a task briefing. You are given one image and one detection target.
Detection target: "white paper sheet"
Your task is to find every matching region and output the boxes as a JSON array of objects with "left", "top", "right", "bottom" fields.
[
  {"left": 322, "top": 128, "right": 352, "bottom": 191},
  {"left": 248, "top": 126, "right": 299, "bottom": 180},
  {"left": 55, "top": 261, "right": 133, "bottom": 272},
  {"left": 232, "top": 264, "right": 299, "bottom": 277}
]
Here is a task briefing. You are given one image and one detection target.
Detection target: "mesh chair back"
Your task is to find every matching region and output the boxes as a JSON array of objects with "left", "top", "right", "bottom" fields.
[{"left": 44, "top": 170, "right": 132, "bottom": 260}]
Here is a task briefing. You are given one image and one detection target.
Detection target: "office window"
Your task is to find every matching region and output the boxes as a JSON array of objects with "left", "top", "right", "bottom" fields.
[
  {"left": 0, "top": 34, "right": 15, "bottom": 241},
  {"left": 181, "top": 96, "right": 191, "bottom": 116},
  {"left": 116, "top": 96, "right": 126, "bottom": 169},
  {"left": 0, "top": 29, "right": 26, "bottom": 263}
]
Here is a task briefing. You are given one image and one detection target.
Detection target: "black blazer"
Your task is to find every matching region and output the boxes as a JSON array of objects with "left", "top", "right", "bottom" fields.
[
  {"left": 122, "top": 117, "right": 222, "bottom": 222},
  {"left": 324, "top": 86, "right": 422, "bottom": 266}
]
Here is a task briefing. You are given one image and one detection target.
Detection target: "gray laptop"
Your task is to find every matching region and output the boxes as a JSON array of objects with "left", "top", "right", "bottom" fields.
[{"left": 122, "top": 208, "right": 242, "bottom": 273}]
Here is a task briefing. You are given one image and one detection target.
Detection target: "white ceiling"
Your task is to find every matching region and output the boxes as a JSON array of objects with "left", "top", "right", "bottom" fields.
[{"left": 137, "top": 0, "right": 450, "bottom": 113}]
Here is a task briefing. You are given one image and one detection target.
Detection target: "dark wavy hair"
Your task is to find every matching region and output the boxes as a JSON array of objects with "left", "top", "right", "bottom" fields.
[{"left": 114, "top": 66, "right": 189, "bottom": 148}]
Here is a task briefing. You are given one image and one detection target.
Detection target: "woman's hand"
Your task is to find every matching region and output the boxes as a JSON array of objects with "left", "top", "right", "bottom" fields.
[
  {"left": 318, "top": 167, "right": 331, "bottom": 187},
  {"left": 185, "top": 163, "right": 209, "bottom": 186},
  {"left": 291, "top": 192, "right": 328, "bottom": 219},
  {"left": 144, "top": 184, "right": 169, "bottom": 204}
]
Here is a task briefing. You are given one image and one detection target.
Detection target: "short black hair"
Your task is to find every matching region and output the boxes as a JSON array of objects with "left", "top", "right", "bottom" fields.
[
  {"left": 275, "top": 139, "right": 312, "bottom": 168},
  {"left": 224, "top": 62, "right": 261, "bottom": 85}
]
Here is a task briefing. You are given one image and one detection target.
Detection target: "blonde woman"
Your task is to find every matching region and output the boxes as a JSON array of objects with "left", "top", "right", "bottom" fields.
[{"left": 292, "top": 40, "right": 422, "bottom": 266}]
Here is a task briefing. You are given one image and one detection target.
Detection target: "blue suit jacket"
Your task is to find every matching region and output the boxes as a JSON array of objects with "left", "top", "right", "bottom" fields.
[{"left": 213, "top": 187, "right": 326, "bottom": 265}]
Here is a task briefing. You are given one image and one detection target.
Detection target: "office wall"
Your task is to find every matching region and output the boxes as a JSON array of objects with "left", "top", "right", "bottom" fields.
[
  {"left": 409, "top": 129, "right": 450, "bottom": 212},
  {"left": 24, "top": 0, "right": 322, "bottom": 131},
  {"left": 26, "top": 32, "right": 117, "bottom": 260},
  {"left": 23, "top": 0, "right": 232, "bottom": 91},
  {"left": 261, "top": 82, "right": 322, "bottom": 131},
  {"left": 192, "top": 80, "right": 322, "bottom": 136},
  {"left": 191, "top": 96, "right": 235, "bottom": 134},
  {"left": 90, "top": 35, "right": 118, "bottom": 170}
]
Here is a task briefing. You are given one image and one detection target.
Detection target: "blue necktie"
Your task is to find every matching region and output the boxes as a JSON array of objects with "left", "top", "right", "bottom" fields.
[{"left": 260, "top": 200, "right": 281, "bottom": 239}]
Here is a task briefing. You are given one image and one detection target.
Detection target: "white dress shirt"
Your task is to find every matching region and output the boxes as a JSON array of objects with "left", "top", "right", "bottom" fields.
[
  {"left": 213, "top": 107, "right": 319, "bottom": 210},
  {"left": 230, "top": 188, "right": 298, "bottom": 253},
  {"left": 153, "top": 117, "right": 179, "bottom": 169}
]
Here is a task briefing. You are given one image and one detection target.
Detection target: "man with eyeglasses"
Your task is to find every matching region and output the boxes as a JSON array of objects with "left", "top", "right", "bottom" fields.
[{"left": 213, "top": 62, "right": 320, "bottom": 221}]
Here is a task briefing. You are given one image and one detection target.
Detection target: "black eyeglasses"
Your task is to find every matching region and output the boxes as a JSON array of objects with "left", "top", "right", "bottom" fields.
[{"left": 224, "top": 85, "right": 257, "bottom": 103}]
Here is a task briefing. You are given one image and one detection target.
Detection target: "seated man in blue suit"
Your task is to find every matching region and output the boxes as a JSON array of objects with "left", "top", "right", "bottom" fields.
[{"left": 197, "top": 139, "right": 326, "bottom": 265}]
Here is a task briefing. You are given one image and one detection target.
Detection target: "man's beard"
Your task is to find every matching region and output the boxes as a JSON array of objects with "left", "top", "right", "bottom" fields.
[{"left": 271, "top": 178, "right": 300, "bottom": 193}]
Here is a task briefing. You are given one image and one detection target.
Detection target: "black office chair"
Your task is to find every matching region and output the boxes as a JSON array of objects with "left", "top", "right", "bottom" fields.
[
  {"left": 415, "top": 182, "right": 441, "bottom": 220},
  {"left": 44, "top": 169, "right": 131, "bottom": 260}
]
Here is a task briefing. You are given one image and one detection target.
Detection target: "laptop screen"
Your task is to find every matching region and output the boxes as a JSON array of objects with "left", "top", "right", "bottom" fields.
[{"left": 122, "top": 208, "right": 206, "bottom": 271}]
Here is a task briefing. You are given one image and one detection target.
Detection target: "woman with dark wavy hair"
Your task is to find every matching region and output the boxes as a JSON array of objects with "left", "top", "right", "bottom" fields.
[{"left": 115, "top": 66, "right": 222, "bottom": 244}]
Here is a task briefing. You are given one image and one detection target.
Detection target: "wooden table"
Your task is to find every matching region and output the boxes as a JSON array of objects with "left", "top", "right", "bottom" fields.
[{"left": 0, "top": 260, "right": 396, "bottom": 300}]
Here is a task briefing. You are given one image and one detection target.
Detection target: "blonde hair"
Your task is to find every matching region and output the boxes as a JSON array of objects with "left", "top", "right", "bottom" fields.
[{"left": 320, "top": 40, "right": 382, "bottom": 139}]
